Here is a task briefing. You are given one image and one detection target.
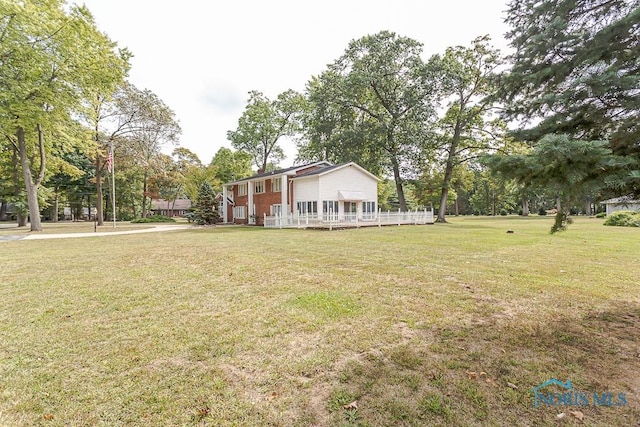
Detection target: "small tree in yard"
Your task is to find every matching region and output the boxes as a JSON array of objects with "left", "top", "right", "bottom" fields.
[{"left": 193, "top": 182, "right": 219, "bottom": 225}]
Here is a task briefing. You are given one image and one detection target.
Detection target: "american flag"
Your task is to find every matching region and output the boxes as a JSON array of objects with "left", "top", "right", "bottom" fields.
[{"left": 106, "top": 148, "right": 113, "bottom": 173}]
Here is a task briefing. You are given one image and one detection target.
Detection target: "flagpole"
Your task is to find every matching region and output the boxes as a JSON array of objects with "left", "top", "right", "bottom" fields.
[{"left": 110, "top": 142, "right": 116, "bottom": 228}]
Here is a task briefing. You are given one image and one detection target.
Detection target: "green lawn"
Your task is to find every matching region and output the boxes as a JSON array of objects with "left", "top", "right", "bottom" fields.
[{"left": 1, "top": 216, "right": 638, "bottom": 426}]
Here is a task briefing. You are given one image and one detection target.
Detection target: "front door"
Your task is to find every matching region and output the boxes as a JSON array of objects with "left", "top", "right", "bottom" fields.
[{"left": 344, "top": 201, "right": 357, "bottom": 221}]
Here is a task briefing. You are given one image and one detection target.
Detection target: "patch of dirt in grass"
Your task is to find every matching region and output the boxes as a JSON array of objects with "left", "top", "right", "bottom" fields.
[
  {"left": 307, "top": 383, "right": 334, "bottom": 426},
  {"left": 392, "top": 321, "right": 416, "bottom": 341},
  {"left": 218, "top": 363, "right": 267, "bottom": 405},
  {"left": 315, "top": 300, "right": 640, "bottom": 426}
]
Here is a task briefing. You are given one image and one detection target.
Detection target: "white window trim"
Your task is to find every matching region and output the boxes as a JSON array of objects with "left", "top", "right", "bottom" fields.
[
  {"left": 233, "top": 206, "right": 246, "bottom": 219},
  {"left": 271, "top": 178, "right": 282, "bottom": 192}
]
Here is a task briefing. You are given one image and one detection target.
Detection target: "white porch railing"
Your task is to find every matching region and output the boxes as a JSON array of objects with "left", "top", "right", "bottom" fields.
[{"left": 263, "top": 208, "right": 435, "bottom": 229}]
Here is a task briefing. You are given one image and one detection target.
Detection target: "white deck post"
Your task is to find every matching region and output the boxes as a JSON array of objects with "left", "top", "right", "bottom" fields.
[
  {"left": 281, "top": 175, "right": 288, "bottom": 215},
  {"left": 222, "top": 186, "right": 228, "bottom": 223}
]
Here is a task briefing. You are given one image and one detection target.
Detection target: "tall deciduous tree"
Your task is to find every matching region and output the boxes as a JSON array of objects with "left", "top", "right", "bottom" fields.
[
  {"left": 0, "top": 0, "right": 128, "bottom": 230},
  {"left": 118, "top": 87, "right": 181, "bottom": 218},
  {"left": 209, "top": 147, "right": 253, "bottom": 184},
  {"left": 501, "top": 0, "right": 640, "bottom": 193},
  {"left": 227, "top": 90, "right": 304, "bottom": 172},
  {"left": 299, "top": 31, "right": 445, "bottom": 211},
  {"left": 172, "top": 147, "right": 218, "bottom": 202},
  {"left": 432, "top": 35, "right": 506, "bottom": 222}
]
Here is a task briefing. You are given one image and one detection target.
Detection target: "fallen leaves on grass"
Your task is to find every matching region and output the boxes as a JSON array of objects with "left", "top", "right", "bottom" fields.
[
  {"left": 485, "top": 377, "right": 499, "bottom": 387},
  {"left": 343, "top": 400, "right": 358, "bottom": 410},
  {"left": 569, "top": 410, "right": 584, "bottom": 421}
]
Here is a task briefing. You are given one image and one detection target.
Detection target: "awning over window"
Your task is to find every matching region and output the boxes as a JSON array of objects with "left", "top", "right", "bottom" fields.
[{"left": 338, "top": 190, "right": 367, "bottom": 201}]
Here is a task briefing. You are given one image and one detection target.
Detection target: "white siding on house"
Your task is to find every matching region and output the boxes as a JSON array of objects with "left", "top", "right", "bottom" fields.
[
  {"left": 606, "top": 202, "right": 640, "bottom": 216},
  {"left": 294, "top": 176, "right": 320, "bottom": 204},
  {"left": 318, "top": 165, "right": 377, "bottom": 202}
]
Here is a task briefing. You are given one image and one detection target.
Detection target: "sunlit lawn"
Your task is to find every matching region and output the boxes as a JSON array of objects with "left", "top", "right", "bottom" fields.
[{"left": 0, "top": 216, "right": 638, "bottom": 426}]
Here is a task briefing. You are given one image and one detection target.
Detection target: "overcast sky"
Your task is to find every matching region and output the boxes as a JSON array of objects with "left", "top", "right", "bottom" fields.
[{"left": 79, "top": 0, "right": 511, "bottom": 166}]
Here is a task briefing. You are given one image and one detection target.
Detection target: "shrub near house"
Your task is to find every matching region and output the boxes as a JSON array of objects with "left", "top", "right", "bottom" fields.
[{"left": 603, "top": 211, "right": 640, "bottom": 227}]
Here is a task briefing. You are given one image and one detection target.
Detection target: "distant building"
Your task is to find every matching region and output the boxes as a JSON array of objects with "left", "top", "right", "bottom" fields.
[
  {"left": 600, "top": 196, "right": 640, "bottom": 216},
  {"left": 150, "top": 199, "right": 192, "bottom": 217}
]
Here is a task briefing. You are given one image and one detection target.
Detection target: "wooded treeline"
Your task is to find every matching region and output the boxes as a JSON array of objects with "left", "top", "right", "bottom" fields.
[{"left": 1, "top": 0, "right": 638, "bottom": 230}]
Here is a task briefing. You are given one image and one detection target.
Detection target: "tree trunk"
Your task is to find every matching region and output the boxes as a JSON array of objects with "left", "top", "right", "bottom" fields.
[
  {"left": 437, "top": 114, "right": 462, "bottom": 223},
  {"left": 522, "top": 198, "right": 529, "bottom": 216},
  {"left": 585, "top": 197, "right": 592, "bottom": 216},
  {"left": 454, "top": 196, "right": 459, "bottom": 216},
  {"left": 53, "top": 191, "right": 59, "bottom": 222},
  {"left": 492, "top": 189, "right": 497, "bottom": 216},
  {"left": 18, "top": 125, "right": 46, "bottom": 232},
  {"left": 12, "top": 145, "right": 27, "bottom": 227},
  {"left": 0, "top": 202, "right": 5, "bottom": 221},
  {"left": 437, "top": 159, "right": 456, "bottom": 222},
  {"left": 96, "top": 153, "right": 104, "bottom": 226},
  {"left": 390, "top": 157, "right": 407, "bottom": 212},
  {"left": 141, "top": 170, "right": 148, "bottom": 218},
  {"left": 437, "top": 187, "right": 449, "bottom": 222}
]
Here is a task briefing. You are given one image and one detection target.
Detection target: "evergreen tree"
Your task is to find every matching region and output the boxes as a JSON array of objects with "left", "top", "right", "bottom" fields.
[
  {"left": 500, "top": 0, "right": 640, "bottom": 193},
  {"left": 484, "top": 134, "right": 623, "bottom": 232},
  {"left": 193, "top": 182, "right": 218, "bottom": 225}
]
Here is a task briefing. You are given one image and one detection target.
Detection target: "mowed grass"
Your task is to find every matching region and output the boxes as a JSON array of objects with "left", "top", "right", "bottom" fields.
[{"left": 0, "top": 216, "right": 638, "bottom": 426}]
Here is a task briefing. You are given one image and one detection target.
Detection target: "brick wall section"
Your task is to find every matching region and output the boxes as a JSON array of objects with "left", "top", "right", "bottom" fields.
[
  {"left": 229, "top": 163, "right": 329, "bottom": 225},
  {"left": 232, "top": 192, "right": 247, "bottom": 224},
  {"left": 253, "top": 178, "right": 283, "bottom": 225},
  {"left": 230, "top": 177, "right": 292, "bottom": 225}
]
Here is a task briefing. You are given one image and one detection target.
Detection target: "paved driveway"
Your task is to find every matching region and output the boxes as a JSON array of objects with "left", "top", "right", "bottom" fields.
[{"left": 0, "top": 224, "right": 192, "bottom": 241}]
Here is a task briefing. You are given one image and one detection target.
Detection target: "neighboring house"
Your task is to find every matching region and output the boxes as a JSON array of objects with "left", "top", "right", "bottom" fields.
[
  {"left": 600, "top": 196, "right": 640, "bottom": 216},
  {"left": 0, "top": 202, "right": 16, "bottom": 221},
  {"left": 221, "top": 161, "right": 379, "bottom": 226},
  {"left": 150, "top": 198, "right": 192, "bottom": 217}
]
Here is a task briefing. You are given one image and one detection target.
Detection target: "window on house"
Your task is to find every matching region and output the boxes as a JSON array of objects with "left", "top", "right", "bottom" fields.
[
  {"left": 323, "top": 200, "right": 339, "bottom": 220},
  {"left": 237, "top": 183, "right": 247, "bottom": 196},
  {"left": 254, "top": 180, "right": 265, "bottom": 194},
  {"left": 270, "top": 204, "right": 282, "bottom": 216},
  {"left": 296, "top": 201, "right": 318, "bottom": 216},
  {"left": 271, "top": 178, "right": 282, "bottom": 192},
  {"left": 233, "top": 206, "right": 246, "bottom": 219},
  {"left": 363, "top": 201, "right": 376, "bottom": 219}
]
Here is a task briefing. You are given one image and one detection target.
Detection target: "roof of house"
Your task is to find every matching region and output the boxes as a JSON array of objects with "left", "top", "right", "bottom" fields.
[
  {"left": 292, "top": 162, "right": 380, "bottom": 181},
  {"left": 150, "top": 198, "right": 192, "bottom": 210},
  {"left": 600, "top": 196, "right": 640, "bottom": 204},
  {"left": 224, "top": 161, "right": 332, "bottom": 185}
]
